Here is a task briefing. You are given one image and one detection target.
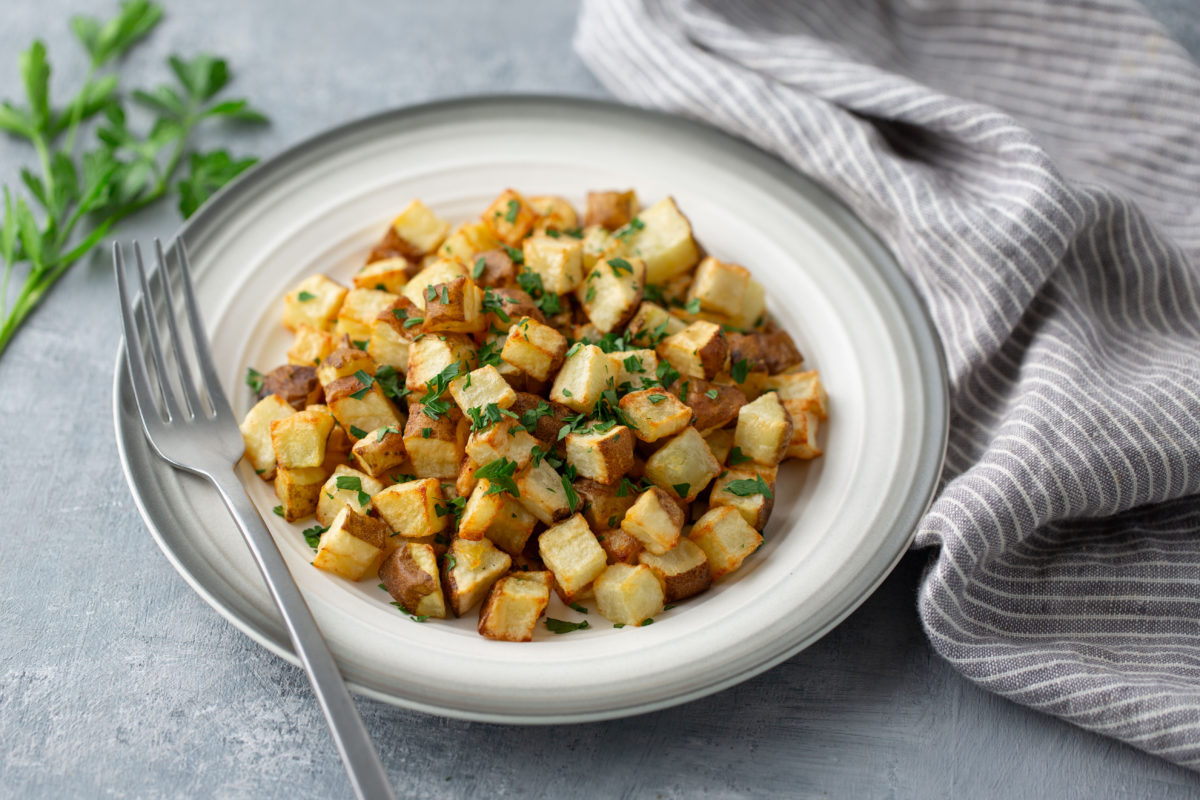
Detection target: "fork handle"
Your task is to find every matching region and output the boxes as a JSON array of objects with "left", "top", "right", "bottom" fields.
[{"left": 208, "top": 471, "right": 398, "bottom": 800}]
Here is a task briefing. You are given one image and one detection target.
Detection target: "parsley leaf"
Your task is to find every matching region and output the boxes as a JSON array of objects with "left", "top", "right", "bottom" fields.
[
  {"left": 731, "top": 358, "right": 750, "bottom": 384},
  {"left": 481, "top": 287, "right": 511, "bottom": 322},
  {"left": 705, "top": 388, "right": 719, "bottom": 400},
  {"left": 504, "top": 198, "right": 519, "bottom": 224},
  {"left": 373, "top": 364, "right": 409, "bottom": 401},
  {"left": 272, "top": 505, "right": 284, "bottom": 517},
  {"left": 545, "top": 618, "right": 589, "bottom": 634},
  {"left": 297, "top": 290, "right": 315, "bottom": 302},
  {"left": 672, "top": 482, "right": 690, "bottom": 498},
  {"left": 301, "top": 524, "right": 325, "bottom": 551},
  {"left": 349, "top": 424, "right": 367, "bottom": 439},
  {"left": 728, "top": 447, "right": 752, "bottom": 465},
  {"left": 568, "top": 602, "right": 588, "bottom": 614},
  {"left": 475, "top": 457, "right": 520, "bottom": 498},
  {"left": 725, "top": 475, "right": 773, "bottom": 499},
  {"left": 648, "top": 393, "right": 667, "bottom": 405},
  {"left": 614, "top": 217, "right": 644, "bottom": 241},
  {"left": 245, "top": 366, "right": 264, "bottom": 393},
  {"left": 349, "top": 368, "right": 374, "bottom": 399},
  {"left": 684, "top": 298, "right": 701, "bottom": 315},
  {"left": 607, "top": 257, "right": 633, "bottom": 276},
  {"left": 335, "top": 475, "right": 371, "bottom": 506},
  {"left": 472, "top": 256, "right": 486, "bottom": 279},
  {"left": 376, "top": 425, "right": 400, "bottom": 442}
]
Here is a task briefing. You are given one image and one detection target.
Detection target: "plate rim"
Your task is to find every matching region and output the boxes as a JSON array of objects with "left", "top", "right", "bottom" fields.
[{"left": 112, "top": 93, "right": 949, "bottom": 723}]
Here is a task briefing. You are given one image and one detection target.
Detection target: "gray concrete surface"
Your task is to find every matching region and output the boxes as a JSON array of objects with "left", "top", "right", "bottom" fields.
[{"left": 2, "top": 1, "right": 1199, "bottom": 798}]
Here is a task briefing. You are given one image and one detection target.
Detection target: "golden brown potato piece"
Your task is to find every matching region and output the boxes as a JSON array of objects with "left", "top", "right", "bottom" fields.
[
  {"left": 565, "top": 425, "right": 635, "bottom": 484},
  {"left": 597, "top": 528, "right": 644, "bottom": 565},
  {"left": 274, "top": 466, "right": 327, "bottom": 522},
  {"left": 477, "top": 572, "right": 552, "bottom": 642},
  {"left": 502, "top": 316, "right": 569, "bottom": 382},
  {"left": 594, "top": 563, "right": 664, "bottom": 626},
  {"left": 644, "top": 426, "right": 722, "bottom": 502},
  {"left": 657, "top": 320, "right": 730, "bottom": 380},
  {"left": 585, "top": 190, "right": 637, "bottom": 231},
  {"left": 421, "top": 276, "right": 485, "bottom": 335},
  {"left": 710, "top": 464, "right": 777, "bottom": 529},
  {"left": 312, "top": 506, "right": 390, "bottom": 581},
  {"left": 576, "top": 476, "right": 639, "bottom": 532},
  {"left": 378, "top": 542, "right": 447, "bottom": 619},
  {"left": 733, "top": 393, "right": 794, "bottom": 466},
  {"left": 259, "top": 364, "right": 323, "bottom": 410},
  {"left": 444, "top": 536, "right": 513, "bottom": 616},
  {"left": 619, "top": 388, "right": 692, "bottom": 444},
  {"left": 482, "top": 189, "right": 539, "bottom": 246},
  {"left": 756, "top": 329, "right": 804, "bottom": 374},
  {"left": 725, "top": 332, "right": 768, "bottom": 375},
  {"left": 472, "top": 248, "right": 518, "bottom": 289},
  {"left": 671, "top": 377, "right": 747, "bottom": 435},
  {"left": 621, "top": 486, "right": 686, "bottom": 555},
  {"left": 688, "top": 506, "right": 762, "bottom": 580},
  {"left": 637, "top": 538, "right": 711, "bottom": 602}
]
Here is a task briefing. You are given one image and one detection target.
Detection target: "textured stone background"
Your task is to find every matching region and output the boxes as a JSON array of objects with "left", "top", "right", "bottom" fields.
[{"left": 2, "top": 1, "right": 1198, "bottom": 798}]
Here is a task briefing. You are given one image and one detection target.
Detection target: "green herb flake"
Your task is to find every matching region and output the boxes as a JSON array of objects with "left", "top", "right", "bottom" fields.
[
  {"left": 245, "top": 367, "right": 264, "bottom": 393},
  {"left": 272, "top": 505, "right": 284, "bottom": 517},
  {"left": 504, "top": 199, "right": 520, "bottom": 224},
  {"left": 641, "top": 618, "right": 655, "bottom": 626},
  {"left": 472, "top": 256, "right": 486, "bottom": 280},
  {"left": 684, "top": 298, "right": 701, "bottom": 315},
  {"left": 474, "top": 457, "right": 521, "bottom": 498},
  {"left": 568, "top": 602, "right": 588, "bottom": 614},
  {"left": 728, "top": 447, "right": 752, "bottom": 465},
  {"left": 301, "top": 524, "right": 326, "bottom": 551},
  {"left": 374, "top": 365, "right": 409, "bottom": 401},
  {"left": 349, "top": 424, "right": 368, "bottom": 439},
  {"left": 376, "top": 425, "right": 400, "bottom": 442},
  {"left": 672, "top": 482, "right": 690, "bottom": 498},
  {"left": 731, "top": 358, "right": 750, "bottom": 384},
  {"left": 648, "top": 393, "right": 667, "bottom": 405},
  {"left": 725, "top": 474, "right": 773, "bottom": 499},
  {"left": 607, "top": 256, "right": 633, "bottom": 276},
  {"left": 613, "top": 623, "right": 626, "bottom": 629},
  {"left": 545, "top": 618, "right": 589, "bottom": 634},
  {"left": 705, "top": 388, "right": 719, "bottom": 400},
  {"left": 297, "top": 290, "right": 316, "bottom": 302}
]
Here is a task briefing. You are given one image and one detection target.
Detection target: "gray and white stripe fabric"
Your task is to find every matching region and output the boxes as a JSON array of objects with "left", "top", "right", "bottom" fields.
[{"left": 575, "top": 0, "right": 1200, "bottom": 769}]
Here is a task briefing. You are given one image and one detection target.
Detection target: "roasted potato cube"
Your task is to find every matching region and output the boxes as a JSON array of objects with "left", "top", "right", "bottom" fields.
[
  {"left": 672, "top": 377, "right": 746, "bottom": 435},
  {"left": 325, "top": 380, "right": 404, "bottom": 441},
  {"left": 378, "top": 542, "right": 447, "bottom": 619},
  {"left": 405, "top": 333, "right": 477, "bottom": 393},
  {"left": 389, "top": 199, "right": 451, "bottom": 258},
  {"left": 482, "top": 189, "right": 539, "bottom": 246},
  {"left": 514, "top": 459, "right": 573, "bottom": 525},
  {"left": 273, "top": 466, "right": 327, "bottom": 522},
  {"left": 638, "top": 538, "right": 711, "bottom": 602},
  {"left": 421, "top": 276, "right": 485, "bottom": 334},
  {"left": 619, "top": 388, "right": 691, "bottom": 443},
  {"left": 445, "top": 536, "right": 512, "bottom": 616},
  {"left": 529, "top": 195, "right": 579, "bottom": 234},
  {"left": 580, "top": 224, "right": 617, "bottom": 270},
  {"left": 584, "top": 190, "right": 637, "bottom": 231},
  {"left": 401, "top": 259, "right": 469, "bottom": 310},
  {"left": 620, "top": 486, "right": 685, "bottom": 555},
  {"left": 644, "top": 426, "right": 721, "bottom": 502},
  {"left": 270, "top": 407, "right": 336, "bottom": 469},
  {"left": 733, "top": 392, "right": 794, "bottom": 466},
  {"left": 710, "top": 465, "right": 777, "bottom": 529},
  {"left": 687, "top": 257, "right": 750, "bottom": 317},
  {"left": 597, "top": 528, "right": 644, "bottom": 565},
  {"left": 334, "top": 287, "right": 398, "bottom": 340},
  {"left": 316, "top": 346, "right": 375, "bottom": 389},
  {"left": 549, "top": 343, "right": 617, "bottom": 413},
  {"left": 704, "top": 428, "right": 734, "bottom": 464},
  {"left": 458, "top": 479, "right": 537, "bottom": 551},
  {"left": 576, "top": 477, "right": 639, "bottom": 532},
  {"left": 566, "top": 425, "right": 634, "bottom": 484},
  {"left": 688, "top": 506, "right": 763, "bottom": 580},
  {"left": 367, "top": 309, "right": 415, "bottom": 372},
  {"left": 472, "top": 248, "right": 518, "bottom": 288},
  {"left": 438, "top": 221, "right": 502, "bottom": 264},
  {"left": 353, "top": 257, "right": 410, "bottom": 295},
  {"left": 465, "top": 422, "right": 539, "bottom": 470},
  {"left": 763, "top": 370, "right": 827, "bottom": 419},
  {"left": 478, "top": 572, "right": 552, "bottom": 641},
  {"left": 626, "top": 302, "right": 686, "bottom": 347},
  {"left": 312, "top": 506, "right": 389, "bottom": 581},
  {"left": 594, "top": 563, "right": 664, "bottom": 626},
  {"left": 316, "top": 465, "right": 383, "bottom": 527},
  {"left": 726, "top": 332, "right": 768, "bottom": 375},
  {"left": 501, "top": 316, "right": 568, "bottom": 382},
  {"left": 611, "top": 349, "right": 658, "bottom": 391},
  {"left": 729, "top": 278, "right": 766, "bottom": 331},
  {"left": 287, "top": 326, "right": 338, "bottom": 367},
  {"left": 577, "top": 255, "right": 645, "bottom": 333},
  {"left": 538, "top": 513, "right": 607, "bottom": 602},
  {"left": 449, "top": 364, "right": 517, "bottom": 415},
  {"left": 258, "top": 364, "right": 323, "bottom": 410},
  {"left": 482, "top": 286, "right": 544, "bottom": 328},
  {"left": 784, "top": 403, "right": 823, "bottom": 460},
  {"left": 373, "top": 477, "right": 449, "bottom": 538},
  {"left": 621, "top": 197, "right": 699, "bottom": 284},
  {"left": 282, "top": 274, "right": 347, "bottom": 333},
  {"left": 509, "top": 392, "right": 574, "bottom": 444},
  {"left": 657, "top": 320, "right": 729, "bottom": 380},
  {"left": 403, "top": 402, "right": 469, "bottom": 479},
  {"left": 239, "top": 394, "right": 296, "bottom": 479},
  {"left": 522, "top": 236, "right": 584, "bottom": 294},
  {"left": 350, "top": 426, "right": 407, "bottom": 478},
  {"left": 757, "top": 329, "right": 804, "bottom": 374}
]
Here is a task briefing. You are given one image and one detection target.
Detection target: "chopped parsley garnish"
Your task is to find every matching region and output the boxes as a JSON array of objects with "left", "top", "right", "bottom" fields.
[
  {"left": 435, "top": 495, "right": 466, "bottom": 525},
  {"left": 301, "top": 525, "right": 326, "bottom": 551},
  {"left": 642, "top": 283, "right": 666, "bottom": 304},
  {"left": 608, "top": 257, "right": 633, "bottom": 276},
  {"left": 245, "top": 367, "right": 264, "bottom": 393},
  {"left": 728, "top": 447, "right": 752, "bottom": 465},
  {"left": 648, "top": 393, "right": 667, "bottom": 405},
  {"left": 678, "top": 380, "right": 691, "bottom": 401},
  {"left": 351, "top": 338, "right": 368, "bottom": 351},
  {"left": 516, "top": 269, "right": 561, "bottom": 315},
  {"left": 466, "top": 403, "right": 519, "bottom": 432},
  {"left": 477, "top": 339, "right": 503, "bottom": 367},
  {"left": 561, "top": 470, "right": 580, "bottom": 513},
  {"left": 504, "top": 199, "right": 520, "bottom": 224},
  {"left": 373, "top": 365, "right": 409, "bottom": 401},
  {"left": 376, "top": 425, "right": 400, "bottom": 442},
  {"left": 585, "top": 285, "right": 596, "bottom": 303},
  {"left": 616, "top": 477, "right": 641, "bottom": 498},
  {"left": 441, "top": 284, "right": 450, "bottom": 304},
  {"left": 641, "top": 618, "right": 655, "bottom": 626},
  {"left": 613, "top": 623, "right": 626, "bottom": 629},
  {"left": 272, "top": 505, "right": 284, "bottom": 517},
  {"left": 335, "top": 475, "right": 371, "bottom": 506},
  {"left": 730, "top": 358, "right": 750, "bottom": 384},
  {"left": 672, "top": 482, "right": 690, "bottom": 498},
  {"left": 391, "top": 602, "right": 430, "bottom": 623},
  {"left": 725, "top": 475, "right": 773, "bottom": 499},
  {"left": 418, "top": 361, "right": 463, "bottom": 419},
  {"left": 297, "top": 290, "right": 316, "bottom": 302},
  {"left": 349, "top": 424, "right": 368, "bottom": 439},
  {"left": 350, "top": 369, "right": 375, "bottom": 399},
  {"left": 568, "top": 602, "right": 588, "bottom": 614},
  {"left": 475, "top": 457, "right": 521, "bottom": 497},
  {"left": 424, "top": 285, "right": 438, "bottom": 303},
  {"left": 656, "top": 360, "right": 680, "bottom": 387},
  {"left": 614, "top": 217, "right": 644, "bottom": 241},
  {"left": 705, "top": 388, "right": 720, "bottom": 400},
  {"left": 404, "top": 316, "right": 423, "bottom": 329},
  {"left": 504, "top": 245, "right": 524, "bottom": 264},
  {"left": 444, "top": 553, "right": 457, "bottom": 571},
  {"left": 561, "top": 388, "right": 573, "bottom": 397},
  {"left": 518, "top": 400, "right": 553, "bottom": 433},
  {"left": 391, "top": 473, "right": 417, "bottom": 483},
  {"left": 421, "top": 427, "right": 432, "bottom": 438},
  {"left": 472, "top": 256, "right": 487, "bottom": 280},
  {"left": 545, "top": 618, "right": 589, "bottom": 634},
  {"left": 684, "top": 298, "right": 701, "bottom": 315},
  {"left": 481, "top": 287, "right": 511, "bottom": 322},
  {"left": 623, "top": 354, "right": 644, "bottom": 373},
  {"left": 565, "top": 341, "right": 583, "bottom": 358}
]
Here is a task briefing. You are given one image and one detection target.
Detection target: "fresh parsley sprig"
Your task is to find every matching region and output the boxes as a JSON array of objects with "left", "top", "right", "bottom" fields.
[{"left": 0, "top": 0, "right": 268, "bottom": 356}]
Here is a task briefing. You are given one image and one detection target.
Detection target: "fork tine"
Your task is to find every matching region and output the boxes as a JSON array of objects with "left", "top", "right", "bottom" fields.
[
  {"left": 175, "top": 237, "right": 234, "bottom": 420},
  {"left": 132, "top": 241, "right": 182, "bottom": 422},
  {"left": 154, "top": 239, "right": 205, "bottom": 419},
  {"left": 114, "top": 243, "right": 167, "bottom": 425}
]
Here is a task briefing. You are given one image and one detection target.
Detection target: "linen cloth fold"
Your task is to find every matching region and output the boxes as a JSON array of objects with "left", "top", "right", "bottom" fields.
[{"left": 575, "top": 0, "right": 1200, "bottom": 769}]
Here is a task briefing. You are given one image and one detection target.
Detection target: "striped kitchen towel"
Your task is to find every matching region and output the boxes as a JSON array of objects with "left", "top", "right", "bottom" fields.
[{"left": 575, "top": 0, "right": 1200, "bottom": 769}]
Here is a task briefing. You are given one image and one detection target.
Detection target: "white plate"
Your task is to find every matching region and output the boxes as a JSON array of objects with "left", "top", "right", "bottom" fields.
[{"left": 114, "top": 96, "right": 947, "bottom": 723}]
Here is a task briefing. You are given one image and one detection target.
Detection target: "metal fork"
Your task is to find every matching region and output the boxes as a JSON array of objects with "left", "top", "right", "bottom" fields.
[{"left": 115, "top": 239, "right": 397, "bottom": 800}]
